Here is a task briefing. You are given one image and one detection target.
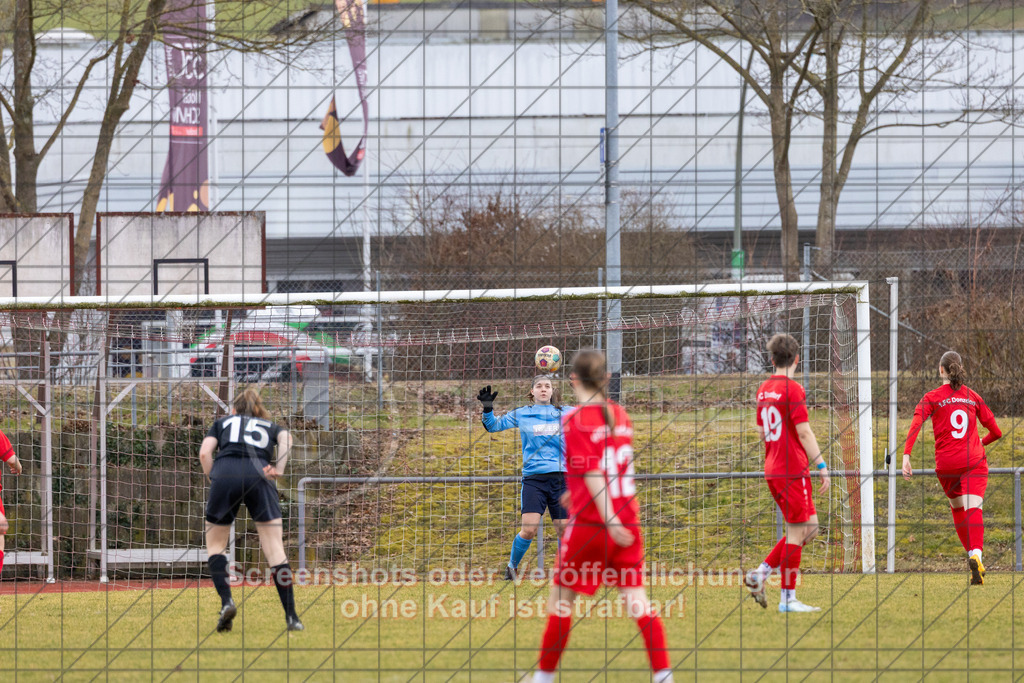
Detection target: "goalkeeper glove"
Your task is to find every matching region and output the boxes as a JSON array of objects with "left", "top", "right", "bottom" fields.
[{"left": 477, "top": 386, "right": 498, "bottom": 412}]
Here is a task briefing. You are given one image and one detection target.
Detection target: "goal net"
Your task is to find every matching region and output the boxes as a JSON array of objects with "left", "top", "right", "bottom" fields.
[{"left": 0, "top": 282, "right": 874, "bottom": 586}]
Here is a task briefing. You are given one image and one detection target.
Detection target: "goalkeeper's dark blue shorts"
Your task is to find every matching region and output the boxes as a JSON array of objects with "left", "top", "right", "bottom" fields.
[
  {"left": 521, "top": 472, "right": 568, "bottom": 519},
  {"left": 206, "top": 456, "right": 282, "bottom": 525}
]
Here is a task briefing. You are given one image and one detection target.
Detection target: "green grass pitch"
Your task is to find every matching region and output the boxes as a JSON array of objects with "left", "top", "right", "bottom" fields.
[{"left": 1, "top": 574, "right": 1021, "bottom": 680}]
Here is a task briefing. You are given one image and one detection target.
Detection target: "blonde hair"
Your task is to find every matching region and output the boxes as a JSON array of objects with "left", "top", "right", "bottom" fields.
[
  {"left": 232, "top": 387, "right": 270, "bottom": 419},
  {"left": 571, "top": 348, "right": 614, "bottom": 429}
]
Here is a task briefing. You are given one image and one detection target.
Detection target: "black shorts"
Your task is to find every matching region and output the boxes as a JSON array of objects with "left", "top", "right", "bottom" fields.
[
  {"left": 521, "top": 473, "right": 568, "bottom": 519},
  {"left": 205, "top": 457, "right": 282, "bottom": 525}
]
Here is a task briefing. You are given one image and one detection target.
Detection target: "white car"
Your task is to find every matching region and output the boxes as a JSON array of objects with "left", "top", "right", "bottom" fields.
[{"left": 189, "top": 320, "right": 331, "bottom": 382}]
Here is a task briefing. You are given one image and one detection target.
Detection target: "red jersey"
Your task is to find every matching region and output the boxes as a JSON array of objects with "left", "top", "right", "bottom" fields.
[
  {"left": 903, "top": 384, "right": 1000, "bottom": 471},
  {"left": 755, "top": 375, "right": 810, "bottom": 478},
  {"left": 561, "top": 402, "right": 640, "bottom": 528},
  {"left": 0, "top": 430, "right": 13, "bottom": 491}
]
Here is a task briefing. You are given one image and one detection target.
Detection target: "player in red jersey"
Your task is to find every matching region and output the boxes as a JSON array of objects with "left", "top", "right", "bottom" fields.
[
  {"left": 902, "top": 350, "right": 1001, "bottom": 585},
  {"left": 532, "top": 349, "right": 673, "bottom": 683},
  {"left": 0, "top": 429, "right": 23, "bottom": 577},
  {"left": 745, "top": 334, "right": 830, "bottom": 613}
]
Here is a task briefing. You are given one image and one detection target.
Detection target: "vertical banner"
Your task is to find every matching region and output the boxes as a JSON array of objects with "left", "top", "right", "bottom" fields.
[
  {"left": 156, "top": 0, "right": 209, "bottom": 212},
  {"left": 321, "top": 0, "right": 369, "bottom": 177}
]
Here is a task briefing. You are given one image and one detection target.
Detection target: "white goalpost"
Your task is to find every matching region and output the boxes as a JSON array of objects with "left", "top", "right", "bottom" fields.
[{"left": 0, "top": 281, "right": 875, "bottom": 581}]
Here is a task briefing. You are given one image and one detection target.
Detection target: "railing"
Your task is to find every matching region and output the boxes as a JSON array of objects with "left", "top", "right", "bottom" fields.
[{"left": 296, "top": 468, "right": 1024, "bottom": 575}]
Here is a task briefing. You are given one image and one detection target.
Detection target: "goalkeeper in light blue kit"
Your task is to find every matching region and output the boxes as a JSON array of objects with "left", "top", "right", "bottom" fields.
[{"left": 478, "top": 375, "right": 568, "bottom": 580}]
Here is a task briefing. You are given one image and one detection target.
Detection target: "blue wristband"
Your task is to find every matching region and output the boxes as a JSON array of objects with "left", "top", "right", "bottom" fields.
[{"left": 816, "top": 461, "right": 827, "bottom": 470}]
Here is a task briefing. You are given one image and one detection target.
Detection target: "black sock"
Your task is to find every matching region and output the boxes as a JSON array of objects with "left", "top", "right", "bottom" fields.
[
  {"left": 207, "top": 554, "right": 233, "bottom": 607},
  {"left": 271, "top": 563, "right": 297, "bottom": 619}
]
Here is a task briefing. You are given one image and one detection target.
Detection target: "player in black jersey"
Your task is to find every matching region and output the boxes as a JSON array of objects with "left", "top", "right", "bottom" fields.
[{"left": 199, "top": 387, "right": 304, "bottom": 633}]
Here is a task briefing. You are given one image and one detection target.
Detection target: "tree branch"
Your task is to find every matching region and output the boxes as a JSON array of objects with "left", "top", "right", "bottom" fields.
[
  {"left": 38, "top": 46, "right": 120, "bottom": 159},
  {"left": 630, "top": 0, "right": 771, "bottom": 105},
  {"left": 784, "top": 33, "right": 818, "bottom": 141}
]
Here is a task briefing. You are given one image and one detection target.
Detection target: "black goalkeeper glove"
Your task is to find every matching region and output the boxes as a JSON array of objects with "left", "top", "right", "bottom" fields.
[{"left": 477, "top": 386, "right": 498, "bottom": 413}]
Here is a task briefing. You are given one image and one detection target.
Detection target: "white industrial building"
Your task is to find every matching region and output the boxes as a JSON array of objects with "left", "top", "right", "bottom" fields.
[{"left": 19, "top": 14, "right": 1024, "bottom": 289}]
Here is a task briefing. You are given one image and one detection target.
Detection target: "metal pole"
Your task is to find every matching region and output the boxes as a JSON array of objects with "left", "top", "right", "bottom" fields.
[
  {"left": 775, "top": 506, "right": 784, "bottom": 543},
  {"left": 1016, "top": 471, "right": 1022, "bottom": 572},
  {"left": 207, "top": 0, "right": 219, "bottom": 210},
  {"left": 363, "top": 147, "right": 372, "bottom": 293},
  {"left": 229, "top": 521, "right": 236, "bottom": 571},
  {"left": 376, "top": 271, "right": 384, "bottom": 410},
  {"left": 732, "top": 51, "right": 753, "bottom": 281},
  {"left": 596, "top": 268, "right": 603, "bottom": 352},
  {"left": 226, "top": 341, "right": 235, "bottom": 405},
  {"left": 886, "top": 277, "right": 899, "bottom": 573},
  {"left": 291, "top": 348, "right": 298, "bottom": 414},
  {"left": 604, "top": 0, "right": 622, "bottom": 401},
  {"left": 855, "top": 291, "right": 876, "bottom": 573},
  {"left": 130, "top": 350, "right": 137, "bottom": 427},
  {"left": 298, "top": 480, "right": 307, "bottom": 572},
  {"left": 537, "top": 517, "right": 544, "bottom": 571},
  {"left": 802, "top": 244, "right": 811, "bottom": 390},
  {"left": 99, "top": 336, "right": 109, "bottom": 583},
  {"left": 42, "top": 335, "right": 54, "bottom": 582}
]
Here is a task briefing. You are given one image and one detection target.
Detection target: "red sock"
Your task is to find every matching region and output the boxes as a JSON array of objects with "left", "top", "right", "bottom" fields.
[
  {"left": 965, "top": 507, "right": 984, "bottom": 552},
  {"left": 950, "top": 507, "right": 970, "bottom": 551},
  {"left": 636, "top": 614, "right": 670, "bottom": 671},
  {"left": 538, "top": 614, "right": 572, "bottom": 672},
  {"left": 780, "top": 543, "right": 802, "bottom": 590},
  {"left": 764, "top": 536, "right": 787, "bottom": 568},
  {"left": 0, "top": 549, "right": 4, "bottom": 574}
]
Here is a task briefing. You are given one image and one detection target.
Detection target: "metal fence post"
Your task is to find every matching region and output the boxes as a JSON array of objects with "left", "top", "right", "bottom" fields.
[
  {"left": 291, "top": 348, "right": 298, "bottom": 415},
  {"left": 536, "top": 517, "right": 545, "bottom": 570},
  {"left": 886, "top": 277, "right": 899, "bottom": 573},
  {"left": 98, "top": 336, "right": 109, "bottom": 583},
  {"left": 596, "top": 267, "right": 603, "bottom": 352},
  {"left": 1016, "top": 471, "right": 1021, "bottom": 572},
  {"left": 298, "top": 478, "right": 308, "bottom": 573},
  {"left": 130, "top": 350, "right": 137, "bottom": 427},
  {"left": 802, "top": 244, "right": 811, "bottom": 389},
  {"left": 42, "top": 335, "right": 55, "bottom": 582},
  {"left": 377, "top": 271, "right": 384, "bottom": 410}
]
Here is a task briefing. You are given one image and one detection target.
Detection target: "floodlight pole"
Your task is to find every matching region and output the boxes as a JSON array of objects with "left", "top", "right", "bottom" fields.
[
  {"left": 604, "top": 0, "right": 622, "bottom": 400},
  {"left": 362, "top": 140, "right": 371, "bottom": 293},
  {"left": 732, "top": 50, "right": 753, "bottom": 281}
]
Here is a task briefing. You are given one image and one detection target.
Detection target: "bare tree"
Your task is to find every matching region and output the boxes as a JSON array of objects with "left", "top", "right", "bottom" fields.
[
  {"left": 0, "top": 0, "right": 343, "bottom": 293},
  {"left": 614, "top": 0, "right": 1006, "bottom": 278}
]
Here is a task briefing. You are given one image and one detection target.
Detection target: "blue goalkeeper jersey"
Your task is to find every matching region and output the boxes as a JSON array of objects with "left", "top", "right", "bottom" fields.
[{"left": 481, "top": 404, "right": 567, "bottom": 476}]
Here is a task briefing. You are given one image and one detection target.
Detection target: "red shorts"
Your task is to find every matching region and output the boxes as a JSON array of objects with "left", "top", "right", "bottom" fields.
[
  {"left": 937, "top": 460, "right": 988, "bottom": 500},
  {"left": 553, "top": 519, "right": 645, "bottom": 596},
  {"left": 767, "top": 475, "right": 816, "bottom": 524}
]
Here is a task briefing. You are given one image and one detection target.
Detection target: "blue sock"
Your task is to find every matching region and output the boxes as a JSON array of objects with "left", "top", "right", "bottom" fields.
[{"left": 509, "top": 534, "right": 533, "bottom": 569}]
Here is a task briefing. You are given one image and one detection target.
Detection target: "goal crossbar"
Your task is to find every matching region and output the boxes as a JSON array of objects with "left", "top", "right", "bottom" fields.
[{"left": 0, "top": 281, "right": 866, "bottom": 310}]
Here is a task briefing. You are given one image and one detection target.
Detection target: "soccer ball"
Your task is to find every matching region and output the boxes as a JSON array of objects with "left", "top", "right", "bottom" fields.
[{"left": 535, "top": 345, "right": 561, "bottom": 373}]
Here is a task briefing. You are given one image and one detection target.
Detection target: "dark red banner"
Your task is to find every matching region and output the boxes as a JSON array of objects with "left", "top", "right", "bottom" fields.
[
  {"left": 156, "top": 0, "right": 210, "bottom": 211},
  {"left": 321, "top": 0, "right": 369, "bottom": 177}
]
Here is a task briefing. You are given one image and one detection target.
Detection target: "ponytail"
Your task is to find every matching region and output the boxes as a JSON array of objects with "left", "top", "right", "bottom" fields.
[
  {"left": 571, "top": 349, "right": 615, "bottom": 430},
  {"left": 940, "top": 351, "right": 967, "bottom": 392}
]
